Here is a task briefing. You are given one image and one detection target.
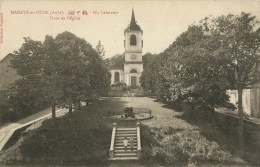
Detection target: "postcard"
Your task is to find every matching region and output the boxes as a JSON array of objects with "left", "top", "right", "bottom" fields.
[{"left": 0, "top": 0, "right": 259, "bottom": 166}]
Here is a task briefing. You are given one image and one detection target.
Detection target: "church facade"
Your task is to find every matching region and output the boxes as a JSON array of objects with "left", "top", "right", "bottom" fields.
[{"left": 110, "top": 10, "right": 143, "bottom": 87}]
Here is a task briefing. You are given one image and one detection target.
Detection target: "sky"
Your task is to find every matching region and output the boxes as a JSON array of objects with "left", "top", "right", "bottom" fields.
[{"left": 0, "top": 0, "right": 260, "bottom": 60}]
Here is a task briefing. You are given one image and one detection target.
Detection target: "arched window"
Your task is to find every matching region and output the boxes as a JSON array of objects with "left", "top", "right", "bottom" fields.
[
  {"left": 130, "top": 35, "right": 137, "bottom": 46},
  {"left": 130, "top": 69, "right": 137, "bottom": 73},
  {"left": 114, "top": 72, "right": 120, "bottom": 83}
]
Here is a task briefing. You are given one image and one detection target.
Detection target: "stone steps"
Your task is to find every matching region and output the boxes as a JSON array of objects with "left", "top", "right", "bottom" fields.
[
  {"left": 115, "top": 138, "right": 137, "bottom": 141},
  {"left": 115, "top": 144, "right": 137, "bottom": 150},
  {"left": 117, "top": 127, "right": 136, "bottom": 131},
  {"left": 114, "top": 149, "right": 137, "bottom": 153},
  {"left": 116, "top": 134, "right": 137, "bottom": 139},
  {"left": 114, "top": 139, "right": 137, "bottom": 143},
  {"left": 109, "top": 123, "right": 139, "bottom": 160},
  {"left": 116, "top": 131, "right": 136, "bottom": 134},
  {"left": 114, "top": 143, "right": 137, "bottom": 146},
  {"left": 110, "top": 126, "right": 139, "bottom": 160},
  {"left": 108, "top": 157, "right": 139, "bottom": 160},
  {"left": 114, "top": 152, "right": 137, "bottom": 157}
]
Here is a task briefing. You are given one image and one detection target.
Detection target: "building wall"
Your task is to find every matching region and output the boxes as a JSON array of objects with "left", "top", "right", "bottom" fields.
[
  {"left": 227, "top": 87, "right": 260, "bottom": 118},
  {"left": 125, "top": 52, "right": 142, "bottom": 62},
  {"left": 124, "top": 64, "right": 143, "bottom": 86},
  {"left": 226, "top": 89, "right": 251, "bottom": 115},
  {"left": 110, "top": 70, "right": 124, "bottom": 85},
  {"left": 124, "top": 64, "right": 143, "bottom": 74},
  {"left": 0, "top": 54, "right": 19, "bottom": 90},
  {"left": 124, "top": 31, "right": 143, "bottom": 53},
  {"left": 123, "top": 29, "right": 143, "bottom": 87},
  {"left": 250, "top": 83, "right": 260, "bottom": 118}
]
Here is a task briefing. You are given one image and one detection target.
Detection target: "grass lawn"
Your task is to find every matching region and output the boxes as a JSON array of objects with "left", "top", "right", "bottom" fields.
[
  {"left": 0, "top": 97, "right": 131, "bottom": 166},
  {"left": 0, "top": 97, "right": 252, "bottom": 166}
]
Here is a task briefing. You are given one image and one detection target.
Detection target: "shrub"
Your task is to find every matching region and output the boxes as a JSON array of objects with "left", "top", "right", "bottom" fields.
[
  {"left": 0, "top": 104, "right": 11, "bottom": 123},
  {"left": 124, "top": 107, "right": 135, "bottom": 118},
  {"left": 160, "top": 130, "right": 231, "bottom": 165},
  {"left": 144, "top": 126, "right": 232, "bottom": 166},
  {"left": 140, "top": 147, "right": 152, "bottom": 162},
  {"left": 160, "top": 126, "right": 175, "bottom": 136},
  {"left": 140, "top": 124, "right": 153, "bottom": 163},
  {"left": 152, "top": 147, "right": 167, "bottom": 163}
]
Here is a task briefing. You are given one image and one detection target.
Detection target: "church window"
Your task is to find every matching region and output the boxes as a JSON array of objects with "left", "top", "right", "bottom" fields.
[
  {"left": 114, "top": 72, "right": 120, "bottom": 83},
  {"left": 130, "top": 69, "right": 137, "bottom": 73},
  {"left": 130, "top": 35, "right": 137, "bottom": 45}
]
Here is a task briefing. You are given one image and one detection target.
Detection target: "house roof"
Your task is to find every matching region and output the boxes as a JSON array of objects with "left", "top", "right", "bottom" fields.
[
  {"left": 0, "top": 53, "right": 15, "bottom": 63},
  {"left": 109, "top": 54, "right": 125, "bottom": 70}
]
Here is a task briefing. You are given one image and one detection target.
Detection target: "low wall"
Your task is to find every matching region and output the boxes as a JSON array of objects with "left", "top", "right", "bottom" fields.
[
  {"left": 181, "top": 104, "right": 260, "bottom": 149},
  {"left": 214, "top": 111, "right": 260, "bottom": 147},
  {"left": 133, "top": 108, "right": 151, "bottom": 115},
  {"left": 108, "top": 107, "right": 151, "bottom": 116},
  {"left": 106, "top": 90, "right": 151, "bottom": 97}
]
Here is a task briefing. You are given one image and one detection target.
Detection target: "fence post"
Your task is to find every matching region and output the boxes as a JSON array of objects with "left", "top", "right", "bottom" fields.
[
  {"left": 136, "top": 122, "right": 141, "bottom": 158},
  {"left": 109, "top": 123, "right": 117, "bottom": 158}
]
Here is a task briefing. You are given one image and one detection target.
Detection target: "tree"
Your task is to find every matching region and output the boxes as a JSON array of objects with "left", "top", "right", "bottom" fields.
[
  {"left": 141, "top": 13, "right": 260, "bottom": 157},
  {"left": 10, "top": 32, "right": 111, "bottom": 119},
  {"left": 142, "top": 52, "right": 157, "bottom": 69},
  {"left": 140, "top": 53, "right": 158, "bottom": 91},
  {"left": 96, "top": 40, "right": 105, "bottom": 60},
  {"left": 9, "top": 38, "right": 49, "bottom": 116},
  {"left": 52, "top": 32, "right": 110, "bottom": 114},
  {"left": 41, "top": 35, "right": 64, "bottom": 119},
  {"left": 199, "top": 13, "right": 260, "bottom": 156}
]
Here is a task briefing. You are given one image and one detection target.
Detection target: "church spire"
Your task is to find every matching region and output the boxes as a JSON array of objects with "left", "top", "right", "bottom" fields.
[
  {"left": 128, "top": 9, "right": 141, "bottom": 31},
  {"left": 130, "top": 8, "right": 136, "bottom": 25}
]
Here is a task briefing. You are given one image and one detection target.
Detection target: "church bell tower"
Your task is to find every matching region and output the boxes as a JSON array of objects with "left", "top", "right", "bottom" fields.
[{"left": 123, "top": 9, "right": 143, "bottom": 87}]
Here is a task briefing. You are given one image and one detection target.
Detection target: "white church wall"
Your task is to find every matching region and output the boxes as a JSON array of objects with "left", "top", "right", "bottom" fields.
[
  {"left": 125, "top": 52, "right": 142, "bottom": 62},
  {"left": 124, "top": 73, "right": 142, "bottom": 86},
  {"left": 124, "top": 64, "right": 143, "bottom": 74},
  {"left": 110, "top": 70, "right": 124, "bottom": 85},
  {"left": 124, "top": 64, "right": 143, "bottom": 86},
  {"left": 124, "top": 31, "right": 143, "bottom": 53},
  {"left": 124, "top": 73, "right": 129, "bottom": 86}
]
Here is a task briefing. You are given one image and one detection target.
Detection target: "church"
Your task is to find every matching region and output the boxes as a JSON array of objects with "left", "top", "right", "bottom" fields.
[{"left": 110, "top": 9, "right": 143, "bottom": 87}]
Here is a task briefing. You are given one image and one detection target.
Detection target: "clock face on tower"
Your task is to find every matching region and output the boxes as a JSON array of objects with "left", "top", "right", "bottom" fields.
[{"left": 131, "top": 54, "right": 137, "bottom": 60}]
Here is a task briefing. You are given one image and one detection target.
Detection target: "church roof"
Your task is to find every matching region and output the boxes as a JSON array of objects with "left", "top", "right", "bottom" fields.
[
  {"left": 125, "top": 9, "right": 142, "bottom": 31},
  {"left": 109, "top": 54, "right": 125, "bottom": 70}
]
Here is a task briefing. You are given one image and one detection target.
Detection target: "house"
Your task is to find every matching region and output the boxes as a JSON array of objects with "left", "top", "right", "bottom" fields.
[
  {"left": 226, "top": 83, "right": 260, "bottom": 118},
  {"left": 0, "top": 53, "right": 19, "bottom": 90}
]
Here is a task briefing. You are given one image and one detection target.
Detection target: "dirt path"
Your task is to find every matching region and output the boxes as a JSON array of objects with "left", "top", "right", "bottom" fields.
[
  {"left": 0, "top": 107, "right": 68, "bottom": 151},
  {"left": 123, "top": 97, "right": 194, "bottom": 129}
]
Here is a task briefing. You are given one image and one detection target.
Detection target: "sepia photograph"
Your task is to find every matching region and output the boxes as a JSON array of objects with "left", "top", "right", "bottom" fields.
[{"left": 0, "top": 0, "right": 260, "bottom": 166}]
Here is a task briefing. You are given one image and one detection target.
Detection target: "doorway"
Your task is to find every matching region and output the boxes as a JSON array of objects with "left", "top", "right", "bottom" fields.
[{"left": 131, "top": 76, "right": 137, "bottom": 87}]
